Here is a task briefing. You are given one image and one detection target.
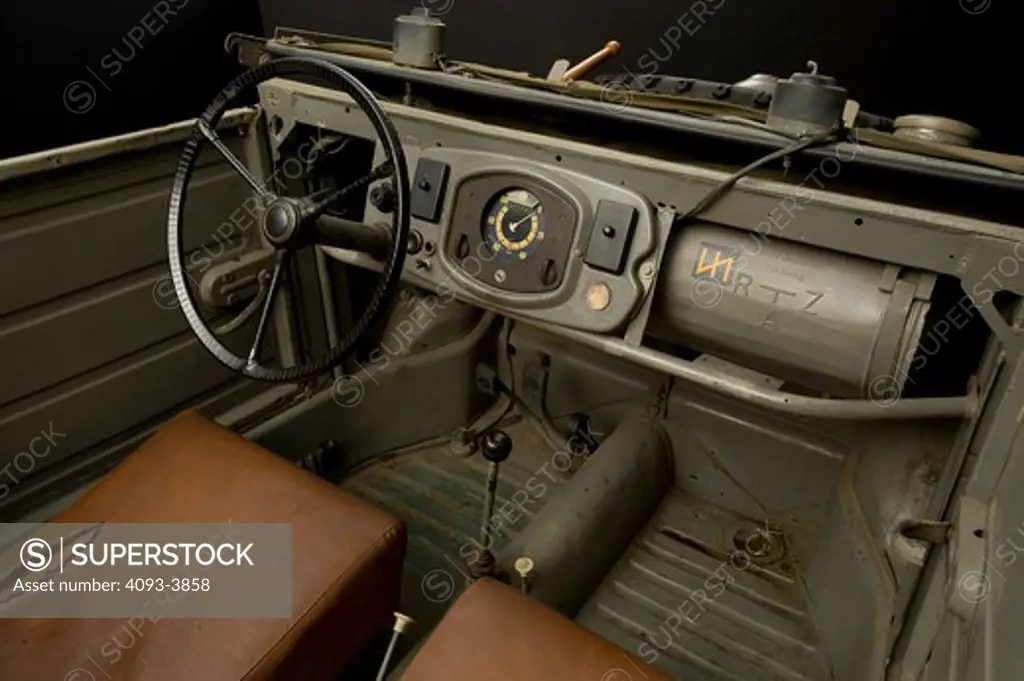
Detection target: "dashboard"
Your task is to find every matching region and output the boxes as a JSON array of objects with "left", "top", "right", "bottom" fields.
[{"left": 265, "top": 80, "right": 996, "bottom": 401}]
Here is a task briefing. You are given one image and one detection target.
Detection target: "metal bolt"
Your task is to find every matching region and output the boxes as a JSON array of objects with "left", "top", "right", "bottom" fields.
[
  {"left": 495, "top": 269, "right": 507, "bottom": 283},
  {"left": 640, "top": 263, "right": 655, "bottom": 279},
  {"left": 514, "top": 555, "right": 535, "bottom": 596}
]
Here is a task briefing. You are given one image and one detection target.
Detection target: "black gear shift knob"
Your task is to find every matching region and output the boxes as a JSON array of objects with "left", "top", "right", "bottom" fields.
[{"left": 481, "top": 429, "right": 512, "bottom": 463}]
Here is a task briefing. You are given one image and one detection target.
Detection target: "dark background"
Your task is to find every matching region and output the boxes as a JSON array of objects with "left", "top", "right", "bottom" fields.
[{"left": 1, "top": 0, "right": 1018, "bottom": 159}]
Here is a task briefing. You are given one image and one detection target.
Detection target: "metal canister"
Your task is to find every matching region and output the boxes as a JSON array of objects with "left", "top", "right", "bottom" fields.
[
  {"left": 646, "top": 223, "right": 936, "bottom": 398},
  {"left": 392, "top": 8, "right": 446, "bottom": 69},
  {"left": 767, "top": 63, "right": 847, "bottom": 137}
]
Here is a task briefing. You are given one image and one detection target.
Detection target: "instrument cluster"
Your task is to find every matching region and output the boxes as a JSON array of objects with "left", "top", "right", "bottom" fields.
[
  {"left": 445, "top": 174, "right": 578, "bottom": 294},
  {"left": 396, "top": 148, "right": 660, "bottom": 335}
]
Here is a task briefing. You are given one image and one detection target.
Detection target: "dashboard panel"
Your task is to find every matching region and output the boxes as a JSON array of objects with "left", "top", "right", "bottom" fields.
[{"left": 397, "top": 148, "right": 661, "bottom": 334}]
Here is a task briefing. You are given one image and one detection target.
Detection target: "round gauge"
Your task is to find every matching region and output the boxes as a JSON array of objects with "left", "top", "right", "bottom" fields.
[{"left": 483, "top": 188, "right": 546, "bottom": 260}]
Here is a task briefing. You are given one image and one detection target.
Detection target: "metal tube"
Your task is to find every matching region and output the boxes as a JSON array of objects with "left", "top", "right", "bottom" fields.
[
  {"left": 313, "top": 215, "right": 392, "bottom": 259},
  {"left": 538, "top": 323, "right": 977, "bottom": 420},
  {"left": 480, "top": 461, "right": 499, "bottom": 546},
  {"left": 376, "top": 613, "right": 414, "bottom": 681},
  {"left": 375, "top": 630, "right": 401, "bottom": 681},
  {"left": 647, "top": 222, "right": 937, "bottom": 398},
  {"left": 498, "top": 413, "right": 673, "bottom": 616}
]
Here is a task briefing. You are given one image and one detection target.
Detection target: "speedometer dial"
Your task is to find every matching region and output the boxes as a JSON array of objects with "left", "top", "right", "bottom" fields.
[{"left": 483, "top": 188, "right": 546, "bottom": 259}]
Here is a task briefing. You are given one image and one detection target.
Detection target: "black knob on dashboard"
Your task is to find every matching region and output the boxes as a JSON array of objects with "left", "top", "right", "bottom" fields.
[
  {"left": 370, "top": 182, "right": 396, "bottom": 213},
  {"left": 481, "top": 429, "right": 513, "bottom": 463},
  {"left": 407, "top": 229, "right": 424, "bottom": 255}
]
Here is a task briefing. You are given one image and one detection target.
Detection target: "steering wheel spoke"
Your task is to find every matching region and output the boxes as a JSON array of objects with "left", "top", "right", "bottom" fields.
[
  {"left": 246, "top": 249, "right": 291, "bottom": 365},
  {"left": 304, "top": 159, "right": 396, "bottom": 217},
  {"left": 197, "top": 119, "right": 274, "bottom": 201}
]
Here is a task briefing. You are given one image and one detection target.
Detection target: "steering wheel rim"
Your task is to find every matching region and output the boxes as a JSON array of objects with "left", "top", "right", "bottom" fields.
[{"left": 167, "top": 57, "right": 410, "bottom": 382}]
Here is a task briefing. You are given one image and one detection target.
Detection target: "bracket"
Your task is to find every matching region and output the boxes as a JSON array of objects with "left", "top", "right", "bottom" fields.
[
  {"left": 891, "top": 519, "right": 951, "bottom": 566},
  {"left": 200, "top": 249, "right": 277, "bottom": 309},
  {"left": 946, "top": 495, "right": 991, "bottom": 621}
]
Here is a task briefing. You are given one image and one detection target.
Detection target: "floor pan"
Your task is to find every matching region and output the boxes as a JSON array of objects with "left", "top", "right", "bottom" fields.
[
  {"left": 343, "top": 421, "right": 830, "bottom": 680},
  {"left": 341, "top": 417, "right": 566, "bottom": 651},
  {"left": 576, "top": 489, "right": 832, "bottom": 681}
]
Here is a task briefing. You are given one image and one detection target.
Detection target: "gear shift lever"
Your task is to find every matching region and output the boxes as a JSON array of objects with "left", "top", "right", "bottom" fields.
[{"left": 468, "top": 429, "right": 512, "bottom": 579}]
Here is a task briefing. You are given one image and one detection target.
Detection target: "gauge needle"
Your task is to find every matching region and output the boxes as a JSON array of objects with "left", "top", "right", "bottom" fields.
[{"left": 509, "top": 210, "right": 538, "bottom": 233}]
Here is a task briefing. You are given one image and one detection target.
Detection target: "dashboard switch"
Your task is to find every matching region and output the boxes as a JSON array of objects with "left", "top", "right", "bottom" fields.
[
  {"left": 542, "top": 259, "right": 559, "bottom": 286},
  {"left": 455, "top": 233, "right": 470, "bottom": 259},
  {"left": 584, "top": 200, "right": 637, "bottom": 274},
  {"left": 406, "top": 229, "right": 424, "bottom": 255},
  {"left": 370, "top": 182, "right": 396, "bottom": 213},
  {"left": 410, "top": 158, "right": 450, "bottom": 223}
]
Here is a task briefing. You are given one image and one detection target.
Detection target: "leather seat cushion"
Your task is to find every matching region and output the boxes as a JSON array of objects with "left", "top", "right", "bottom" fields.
[
  {"left": 401, "top": 578, "right": 672, "bottom": 681},
  {"left": 1, "top": 410, "right": 405, "bottom": 681}
]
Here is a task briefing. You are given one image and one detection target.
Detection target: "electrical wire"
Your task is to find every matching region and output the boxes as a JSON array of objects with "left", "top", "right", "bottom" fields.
[{"left": 676, "top": 132, "right": 839, "bottom": 224}]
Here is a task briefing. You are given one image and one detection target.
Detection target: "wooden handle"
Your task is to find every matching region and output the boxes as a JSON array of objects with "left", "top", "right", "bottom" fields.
[{"left": 563, "top": 40, "right": 621, "bottom": 82}]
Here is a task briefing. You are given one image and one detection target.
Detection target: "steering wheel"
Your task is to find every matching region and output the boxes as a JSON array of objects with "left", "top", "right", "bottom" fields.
[{"left": 167, "top": 57, "right": 410, "bottom": 382}]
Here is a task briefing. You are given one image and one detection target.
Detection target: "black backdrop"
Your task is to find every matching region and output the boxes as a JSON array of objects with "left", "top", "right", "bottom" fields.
[
  {"left": 2, "top": 0, "right": 1019, "bottom": 158},
  {"left": 262, "top": 0, "right": 1020, "bottom": 154},
  {"left": 0, "top": 0, "right": 262, "bottom": 159}
]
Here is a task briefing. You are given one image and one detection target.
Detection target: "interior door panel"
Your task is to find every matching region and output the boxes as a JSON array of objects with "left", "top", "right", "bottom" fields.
[{"left": 0, "top": 108, "right": 281, "bottom": 519}]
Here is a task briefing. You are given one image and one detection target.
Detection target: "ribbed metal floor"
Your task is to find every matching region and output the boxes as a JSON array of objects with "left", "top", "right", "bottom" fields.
[
  {"left": 342, "top": 419, "right": 565, "bottom": 644},
  {"left": 576, "top": 490, "right": 831, "bottom": 681}
]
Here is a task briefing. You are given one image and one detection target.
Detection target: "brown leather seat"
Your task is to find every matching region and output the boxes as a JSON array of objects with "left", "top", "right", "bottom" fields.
[
  {"left": 401, "top": 578, "right": 672, "bottom": 681},
  {"left": 1, "top": 410, "right": 406, "bottom": 681}
]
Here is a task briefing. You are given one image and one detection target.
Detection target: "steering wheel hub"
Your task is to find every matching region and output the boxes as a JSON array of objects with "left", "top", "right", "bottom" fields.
[{"left": 262, "top": 199, "right": 300, "bottom": 246}]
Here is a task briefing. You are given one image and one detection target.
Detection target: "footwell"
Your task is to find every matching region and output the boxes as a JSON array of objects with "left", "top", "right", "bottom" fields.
[{"left": 576, "top": 489, "right": 832, "bottom": 681}]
